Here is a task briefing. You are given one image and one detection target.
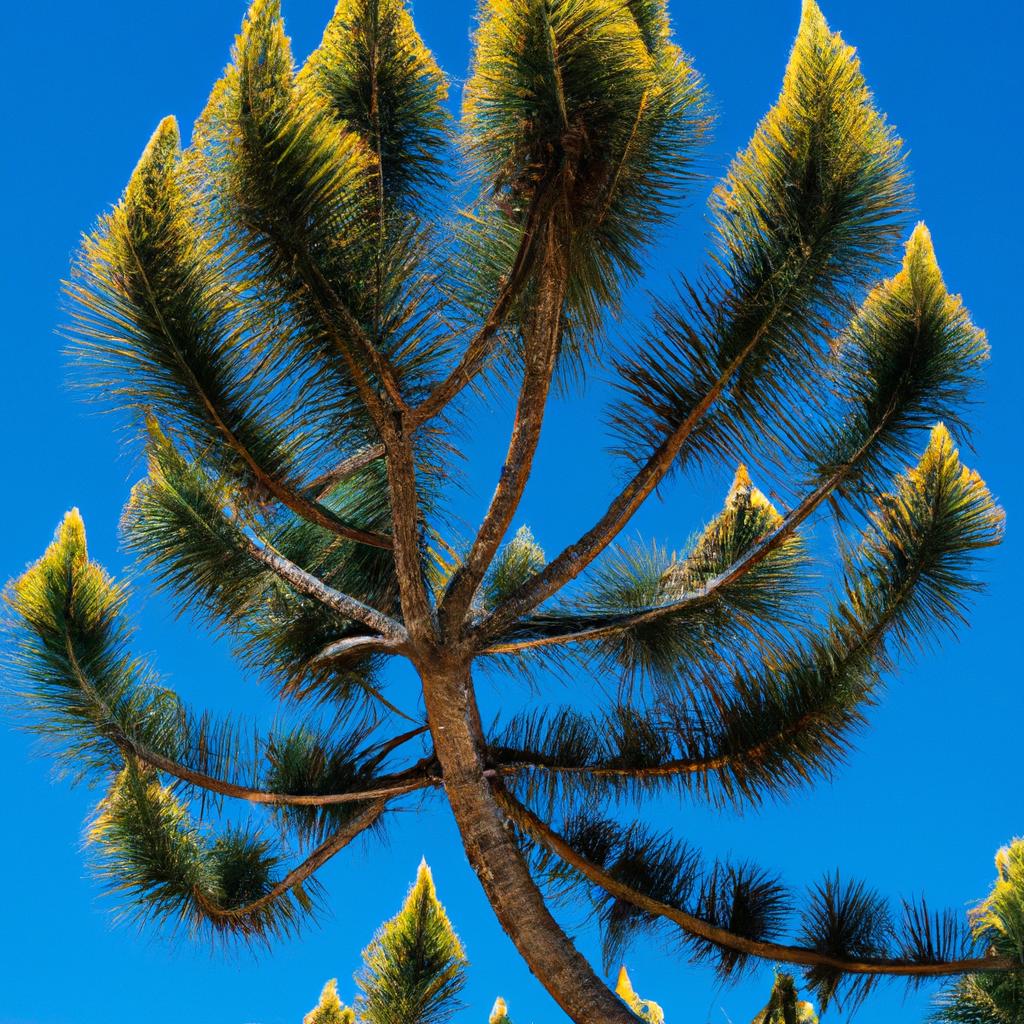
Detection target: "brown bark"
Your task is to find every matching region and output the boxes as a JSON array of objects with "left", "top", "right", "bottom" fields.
[
  {"left": 420, "top": 659, "right": 636, "bottom": 1024},
  {"left": 441, "top": 228, "right": 567, "bottom": 626}
]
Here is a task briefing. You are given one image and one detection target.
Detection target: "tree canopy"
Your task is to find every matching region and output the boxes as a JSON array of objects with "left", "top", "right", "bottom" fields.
[{"left": 3, "top": 1, "right": 1015, "bottom": 1022}]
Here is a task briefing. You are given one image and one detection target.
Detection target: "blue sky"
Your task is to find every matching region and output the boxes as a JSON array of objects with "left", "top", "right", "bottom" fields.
[{"left": 0, "top": 1, "right": 1021, "bottom": 1022}]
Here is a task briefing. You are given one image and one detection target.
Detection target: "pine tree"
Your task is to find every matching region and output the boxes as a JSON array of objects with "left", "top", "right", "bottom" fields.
[
  {"left": 3, "top": 1, "right": 1018, "bottom": 1022},
  {"left": 305, "top": 980, "right": 357, "bottom": 1024},
  {"left": 355, "top": 861, "right": 467, "bottom": 1024},
  {"left": 929, "top": 841, "right": 1024, "bottom": 1024},
  {"left": 751, "top": 974, "right": 818, "bottom": 1024}
]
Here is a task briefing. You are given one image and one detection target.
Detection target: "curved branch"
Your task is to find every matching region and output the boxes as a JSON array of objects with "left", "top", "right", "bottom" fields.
[
  {"left": 195, "top": 799, "right": 387, "bottom": 922},
  {"left": 63, "top": 628, "right": 433, "bottom": 808},
  {"left": 472, "top": 328, "right": 768, "bottom": 643},
  {"left": 477, "top": 387, "right": 896, "bottom": 649},
  {"left": 129, "top": 740, "right": 435, "bottom": 807},
  {"left": 410, "top": 190, "right": 550, "bottom": 427},
  {"left": 480, "top": 474, "right": 838, "bottom": 655},
  {"left": 125, "top": 238, "right": 394, "bottom": 551},
  {"left": 307, "top": 444, "right": 387, "bottom": 500},
  {"left": 244, "top": 533, "right": 407, "bottom": 641},
  {"left": 311, "top": 634, "right": 408, "bottom": 663},
  {"left": 501, "top": 790, "right": 1020, "bottom": 978}
]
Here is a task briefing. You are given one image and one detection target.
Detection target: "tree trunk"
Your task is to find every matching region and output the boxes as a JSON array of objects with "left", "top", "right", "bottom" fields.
[{"left": 420, "top": 660, "right": 635, "bottom": 1024}]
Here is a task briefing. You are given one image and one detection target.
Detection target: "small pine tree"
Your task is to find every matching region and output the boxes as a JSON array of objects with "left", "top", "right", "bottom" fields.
[
  {"left": 488, "top": 997, "right": 513, "bottom": 1024},
  {"left": 751, "top": 975, "right": 818, "bottom": 1024},
  {"left": 930, "top": 840, "right": 1024, "bottom": 1024},
  {"left": 355, "top": 861, "right": 467, "bottom": 1024},
  {"left": 305, "top": 980, "right": 356, "bottom": 1024}
]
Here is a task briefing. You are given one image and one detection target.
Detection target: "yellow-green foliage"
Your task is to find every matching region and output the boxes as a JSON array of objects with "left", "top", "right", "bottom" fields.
[
  {"left": 971, "top": 840, "right": 1024, "bottom": 960},
  {"left": 300, "top": 0, "right": 448, "bottom": 203},
  {"left": 304, "top": 980, "right": 357, "bottom": 1024},
  {"left": 356, "top": 861, "right": 467, "bottom": 1024},
  {"left": 193, "top": 0, "right": 378, "bottom": 319},
  {"left": 931, "top": 841, "right": 1024, "bottom": 1022},
  {"left": 484, "top": 526, "right": 546, "bottom": 611},
  {"left": 488, "top": 997, "right": 512, "bottom": 1024},
  {"left": 463, "top": 0, "right": 707, "bottom": 325},
  {"left": 615, "top": 966, "right": 665, "bottom": 1023},
  {"left": 751, "top": 974, "right": 818, "bottom": 1024},
  {"left": 715, "top": 0, "right": 905, "bottom": 260},
  {"left": 663, "top": 464, "right": 803, "bottom": 596},
  {"left": 10, "top": 510, "right": 117, "bottom": 643}
]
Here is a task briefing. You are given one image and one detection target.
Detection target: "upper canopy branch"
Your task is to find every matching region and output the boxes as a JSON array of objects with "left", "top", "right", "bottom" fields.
[
  {"left": 244, "top": 532, "right": 407, "bottom": 641},
  {"left": 441, "top": 222, "right": 568, "bottom": 626},
  {"left": 410, "top": 188, "right": 551, "bottom": 427}
]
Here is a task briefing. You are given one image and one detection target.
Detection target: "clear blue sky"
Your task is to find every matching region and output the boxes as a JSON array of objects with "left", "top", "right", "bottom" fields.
[{"left": 1, "top": 2, "right": 1021, "bottom": 1022}]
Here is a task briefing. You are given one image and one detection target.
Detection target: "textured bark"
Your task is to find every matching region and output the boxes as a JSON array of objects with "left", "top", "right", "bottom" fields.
[{"left": 420, "top": 660, "right": 636, "bottom": 1024}]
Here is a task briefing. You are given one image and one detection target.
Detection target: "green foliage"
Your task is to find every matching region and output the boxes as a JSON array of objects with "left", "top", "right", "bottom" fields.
[
  {"left": 613, "top": 0, "right": 908, "bottom": 468},
  {"left": 305, "top": 980, "right": 357, "bottom": 1024},
  {"left": 751, "top": 974, "right": 818, "bottom": 1024},
  {"left": 300, "top": 0, "right": 450, "bottom": 208},
  {"left": 4, "top": 0, "right": 1013, "bottom": 1018},
  {"left": 355, "top": 861, "right": 467, "bottom": 1024},
  {"left": 811, "top": 224, "right": 989, "bottom": 498},
  {"left": 124, "top": 422, "right": 393, "bottom": 702},
  {"left": 483, "top": 527, "right": 546, "bottom": 611},
  {"left": 89, "top": 764, "right": 307, "bottom": 942},
  {"left": 4, "top": 509, "right": 187, "bottom": 781},
  {"left": 930, "top": 841, "right": 1024, "bottom": 1023},
  {"left": 462, "top": 0, "right": 708, "bottom": 337}
]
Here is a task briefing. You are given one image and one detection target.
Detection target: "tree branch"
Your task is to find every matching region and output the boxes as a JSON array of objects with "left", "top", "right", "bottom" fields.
[
  {"left": 126, "top": 238, "right": 394, "bottom": 551},
  {"left": 410, "top": 191, "right": 550, "bottom": 427},
  {"left": 472, "top": 330, "right": 768, "bottom": 642},
  {"left": 475, "top": 366, "right": 898, "bottom": 646},
  {"left": 129, "top": 740, "right": 435, "bottom": 806},
  {"left": 500, "top": 789, "right": 1021, "bottom": 978},
  {"left": 306, "top": 444, "right": 387, "bottom": 501},
  {"left": 441, "top": 227, "right": 567, "bottom": 626},
  {"left": 194, "top": 799, "right": 388, "bottom": 922},
  {"left": 244, "top": 533, "right": 407, "bottom": 641}
]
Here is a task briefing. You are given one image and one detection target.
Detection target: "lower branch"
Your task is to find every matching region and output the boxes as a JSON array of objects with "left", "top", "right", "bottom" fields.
[
  {"left": 197, "top": 799, "right": 387, "bottom": 923},
  {"left": 126, "top": 738, "right": 434, "bottom": 807},
  {"left": 504, "top": 792, "right": 1020, "bottom": 978}
]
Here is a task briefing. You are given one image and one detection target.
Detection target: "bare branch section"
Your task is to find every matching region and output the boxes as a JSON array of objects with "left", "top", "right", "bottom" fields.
[
  {"left": 244, "top": 534, "right": 407, "bottom": 641},
  {"left": 474, "top": 335, "right": 765, "bottom": 642},
  {"left": 500, "top": 791, "right": 1019, "bottom": 979}
]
